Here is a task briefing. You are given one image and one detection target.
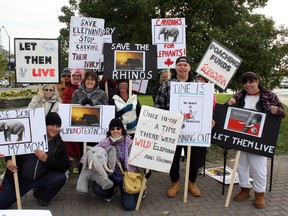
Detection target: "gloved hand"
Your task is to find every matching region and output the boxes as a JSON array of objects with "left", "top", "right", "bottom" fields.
[
  {"left": 122, "top": 104, "right": 133, "bottom": 113},
  {"left": 81, "top": 98, "right": 91, "bottom": 106},
  {"left": 89, "top": 99, "right": 94, "bottom": 106},
  {"left": 144, "top": 169, "right": 152, "bottom": 179},
  {"left": 126, "top": 120, "right": 138, "bottom": 130}
]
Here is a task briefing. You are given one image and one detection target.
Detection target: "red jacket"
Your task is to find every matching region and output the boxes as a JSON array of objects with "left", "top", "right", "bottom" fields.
[{"left": 62, "top": 84, "right": 79, "bottom": 104}]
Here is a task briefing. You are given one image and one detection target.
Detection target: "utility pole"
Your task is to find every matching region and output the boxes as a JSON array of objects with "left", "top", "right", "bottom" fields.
[{"left": 1, "top": 26, "right": 11, "bottom": 86}]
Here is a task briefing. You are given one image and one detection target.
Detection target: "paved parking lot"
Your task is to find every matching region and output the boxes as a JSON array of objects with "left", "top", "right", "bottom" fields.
[{"left": 7, "top": 155, "right": 288, "bottom": 216}]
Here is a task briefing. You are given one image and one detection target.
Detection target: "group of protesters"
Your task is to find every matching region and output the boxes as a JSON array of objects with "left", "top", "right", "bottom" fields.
[{"left": 0, "top": 56, "right": 286, "bottom": 210}]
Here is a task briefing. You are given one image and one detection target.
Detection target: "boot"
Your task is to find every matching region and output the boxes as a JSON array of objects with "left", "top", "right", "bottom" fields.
[
  {"left": 188, "top": 181, "right": 201, "bottom": 197},
  {"left": 254, "top": 192, "right": 265, "bottom": 208},
  {"left": 234, "top": 187, "right": 251, "bottom": 202},
  {"left": 167, "top": 181, "right": 180, "bottom": 198}
]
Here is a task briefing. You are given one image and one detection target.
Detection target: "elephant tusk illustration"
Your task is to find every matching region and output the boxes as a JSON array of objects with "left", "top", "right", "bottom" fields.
[
  {"left": 88, "top": 159, "right": 93, "bottom": 170},
  {"left": 103, "top": 163, "right": 114, "bottom": 173}
]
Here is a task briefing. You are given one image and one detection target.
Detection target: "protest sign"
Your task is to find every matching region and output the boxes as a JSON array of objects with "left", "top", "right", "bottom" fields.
[
  {"left": 59, "top": 104, "right": 115, "bottom": 142},
  {"left": 132, "top": 80, "right": 148, "bottom": 93},
  {"left": 0, "top": 108, "right": 46, "bottom": 157},
  {"left": 14, "top": 38, "right": 60, "bottom": 84},
  {"left": 195, "top": 39, "right": 242, "bottom": 90},
  {"left": 170, "top": 82, "right": 214, "bottom": 147},
  {"left": 128, "top": 105, "right": 183, "bottom": 173},
  {"left": 103, "top": 43, "right": 157, "bottom": 80},
  {"left": 151, "top": 18, "right": 186, "bottom": 69},
  {"left": 68, "top": 16, "right": 116, "bottom": 69},
  {"left": 212, "top": 104, "right": 282, "bottom": 158}
]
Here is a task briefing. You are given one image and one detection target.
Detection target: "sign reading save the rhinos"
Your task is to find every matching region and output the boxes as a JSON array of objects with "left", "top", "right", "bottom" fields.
[
  {"left": 170, "top": 82, "right": 214, "bottom": 147},
  {"left": 103, "top": 43, "right": 157, "bottom": 80},
  {"left": 195, "top": 40, "right": 242, "bottom": 90},
  {"left": 152, "top": 18, "right": 186, "bottom": 69},
  {"left": 128, "top": 106, "right": 183, "bottom": 173},
  {"left": 212, "top": 104, "right": 282, "bottom": 158},
  {"left": 69, "top": 16, "right": 116, "bottom": 69},
  {"left": 59, "top": 104, "right": 115, "bottom": 142},
  {"left": 14, "top": 38, "right": 60, "bottom": 83},
  {"left": 0, "top": 108, "right": 47, "bottom": 157}
]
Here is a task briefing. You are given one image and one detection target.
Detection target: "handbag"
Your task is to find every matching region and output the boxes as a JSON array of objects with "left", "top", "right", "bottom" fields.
[{"left": 116, "top": 160, "right": 142, "bottom": 194}]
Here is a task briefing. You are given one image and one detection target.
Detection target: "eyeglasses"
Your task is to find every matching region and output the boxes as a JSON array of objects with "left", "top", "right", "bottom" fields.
[
  {"left": 62, "top": 75, "right": 70, "bottom": 78},
  {"left": 44, "top": 89, "right": 54, "bottom": 92},
  {"left": 72, "top": 74, "right": 81, "bottom": 77},
  {"left": 119, "top": 83, "right": 128, "bottom": 86},
  {"left": 110, "top": 127, "right": 122, "bottom": 131}
]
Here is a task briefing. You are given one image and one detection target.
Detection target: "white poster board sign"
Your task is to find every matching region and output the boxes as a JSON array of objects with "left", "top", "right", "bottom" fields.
[
  {"left": 195, "top": 39, "right": 242, "bottom": 90},
  {"left": 14, "top": 38, "right": 60, "bottom": 83},
  {"left": 0, "top": 108, "right": 47, "bottom": 157},
  {"left": 68, "top": 16, "right": 106, "bottom": 69},
  {"left": 59, "top": 104, "right": 115, "bottom": 142},
  {"left": 0, "top": 210, "right": 52, "bottom": 216},
  {"left": 151, "top": 18, "right": 186, "bottom": 69},
  {"left": 132, "top": 80, "right": 148, "bottom": 93},
  {"left": 205, "top": 166, "right": 253, "bottom": 184},
  {"left": 170, "top": 82, "right": 214, "bottom": 147},
  {"left": 128, "top": 105, "right": 183, "bottom": 173}
]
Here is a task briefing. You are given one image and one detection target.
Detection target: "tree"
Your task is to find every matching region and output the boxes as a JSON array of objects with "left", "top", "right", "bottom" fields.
[{"left": 58, "top": 0, "right": 288, "bottom": 90}]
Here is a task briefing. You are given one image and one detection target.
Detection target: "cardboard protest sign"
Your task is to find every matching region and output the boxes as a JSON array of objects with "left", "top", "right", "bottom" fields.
[
  {"left": 103, "top": 43, "right": 157, "bottom": 80},
  {"left": 205, "top": 166, "right": 253, "bottom": 184},
  {"left": 0, "top": 108, "right": 47, "bottom": 157},
  {"left": 128, "top": 105, "right": 183, "bottom": 173},
  {"left": 132, "top": 80, "right": 148, "bottom": 94},
  {"left": 14, "top": 38, "right": 60, "bottom": 84},
  {"left": 195, "top": 40, "right": 242, "bottom": 90},
  {"left": 59, "top": 104, "right": 115, "bottom": 142},
  {"left": 170, "top": 82, "right": 214, "bottom": 147},
  {"left": 151, "top": 18, "right": 186, "bottom": 69},
  {"left": 212, "top": 104, "right": 282, "bottom": 158},
  {"left": 68, "top": 16, "right": 116, "bottom": 69}
]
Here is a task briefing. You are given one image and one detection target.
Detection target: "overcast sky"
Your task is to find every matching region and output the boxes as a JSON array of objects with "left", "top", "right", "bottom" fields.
[{"left": 0, "top": 0, "right": 287, "bottom": 53}]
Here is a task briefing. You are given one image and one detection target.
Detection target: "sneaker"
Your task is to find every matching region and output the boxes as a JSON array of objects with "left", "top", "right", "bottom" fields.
[
  {"left": 33, "top": 190, "right": 49, "bottom": 206},
  {"left": 188, "top": 181, "right": 201, "bottom": 197},
  {"left": 167, "top": 181, "right": 180, "bottom": 198},
  {"left": 104, "top": 197, "right": 114, "bottom": 202},
  {"left": 104, "top": 187, "right": 118, "bottom": 202}
]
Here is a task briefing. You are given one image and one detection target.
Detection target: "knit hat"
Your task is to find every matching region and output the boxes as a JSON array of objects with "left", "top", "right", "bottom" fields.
[
  {"left": 46, "top": 112, "right": 62, "bottom": 127},
  {"left": 109, "top": 118, "right": 124, "bottom": 130},
  {"left": 175, "top": 56, "right": 190, "bottom": 66},
  {"left": 61, "top": 68, "right": 71, "bottom": 76}
]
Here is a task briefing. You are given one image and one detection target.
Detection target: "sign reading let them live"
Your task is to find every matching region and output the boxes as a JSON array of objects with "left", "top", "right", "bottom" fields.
[{"left": 14, "top": 38, "right": 60, "bottom": 84}]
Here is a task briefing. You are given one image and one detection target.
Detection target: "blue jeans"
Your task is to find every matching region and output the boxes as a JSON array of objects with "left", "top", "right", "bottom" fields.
[
  {"left": 92, "top": 178, "right": 138, "bottom": 211},
  {"left": 0, "top": 171, "right": 67, "bottom": 209}
]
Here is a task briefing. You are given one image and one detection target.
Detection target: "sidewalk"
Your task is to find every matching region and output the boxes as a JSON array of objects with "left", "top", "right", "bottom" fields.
[{"left": 7, "top": 155, "right": 288, "bottom": 216}]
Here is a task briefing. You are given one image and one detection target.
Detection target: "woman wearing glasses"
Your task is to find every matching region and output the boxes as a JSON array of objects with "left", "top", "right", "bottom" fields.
[
  {"left": 28, "top": 84, "right": 62, "bottom": 116},
  {"left": 92, "top": 118, "right": 150, "bottom": 211}
]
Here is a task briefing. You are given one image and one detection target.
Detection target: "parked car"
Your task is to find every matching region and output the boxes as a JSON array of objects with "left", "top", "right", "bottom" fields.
[
  {"left": 280, "top": 79, "right": 288, "bottom": 89},
  {"left": 0, "top": 79, "right": 9, "bottom": 87}
]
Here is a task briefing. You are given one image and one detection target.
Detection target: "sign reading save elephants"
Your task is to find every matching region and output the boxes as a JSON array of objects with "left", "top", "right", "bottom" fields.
[
  {"left": 212, "top": 104, "right": 282, "bottom": 158},
  {"left": 59, "top": 104, "right": 115, "bottom": 142},
  {"left": 103, "top": 43, "right": 157, "bottom": 80},
  {"left": 0, "top": 108, "right": 47, "bottom": 157},
  {"left": 68, "top": 16, "right": 117, "bottom": 70},
  {"left": 151, "top": 18, "right": 186, "bottom": 69},
  {"left": 170, "top": 82, "right": 214, "bottom": 147},
  {"left": 128, "top": 106, "right": 183, "bottom": 173},
  {"left": 195, "top": 39, "right": 242, "bottom": 90},
  {"left": 14, "top": 38, "right": 60, "bottom": 84}
]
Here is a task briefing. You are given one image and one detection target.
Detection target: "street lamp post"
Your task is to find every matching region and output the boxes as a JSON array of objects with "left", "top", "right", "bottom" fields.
[{"left": 1, "top": 26, "right": 11, "bottom": 87}]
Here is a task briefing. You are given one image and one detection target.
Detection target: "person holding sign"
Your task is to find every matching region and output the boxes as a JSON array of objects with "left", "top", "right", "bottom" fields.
[
  {"left": 92, "top": 118, "right": 150, "bottom": 211},
  {"left": 28, "top": 84, "right": 62, "bottom": 116},
  {"left": 0, "top": 112, "right": 70, "bottom": 209},
  {"left": 155, "top": 56, "right": 202, "bottom": 198},
  {"left": 111, "top": 79, "right": 141, "bottom": 139},
  {"left": 226, "top": 72, "right": 285, "bottom": 208},
  {"left": 72, "top": 70, "right": 108, "bottom": 106}
]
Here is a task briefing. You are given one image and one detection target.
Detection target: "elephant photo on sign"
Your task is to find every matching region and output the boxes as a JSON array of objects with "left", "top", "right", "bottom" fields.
[
  {"left": 0, "top": 120, "right": 25, "bottom": 142},
  {"left": 158, "top": 27, "right": 179, "bottom": 42}
]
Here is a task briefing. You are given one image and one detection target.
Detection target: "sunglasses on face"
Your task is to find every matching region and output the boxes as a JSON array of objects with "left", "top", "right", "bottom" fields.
[
  {"left": 110, "top": 127, "right": 122, "bottom": 131},
  {"left": 44, "top": 89, "right": 54, "bottom": 92},
  {"left": 62, "top": 75, "right": 70, "bottom": 78}
]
